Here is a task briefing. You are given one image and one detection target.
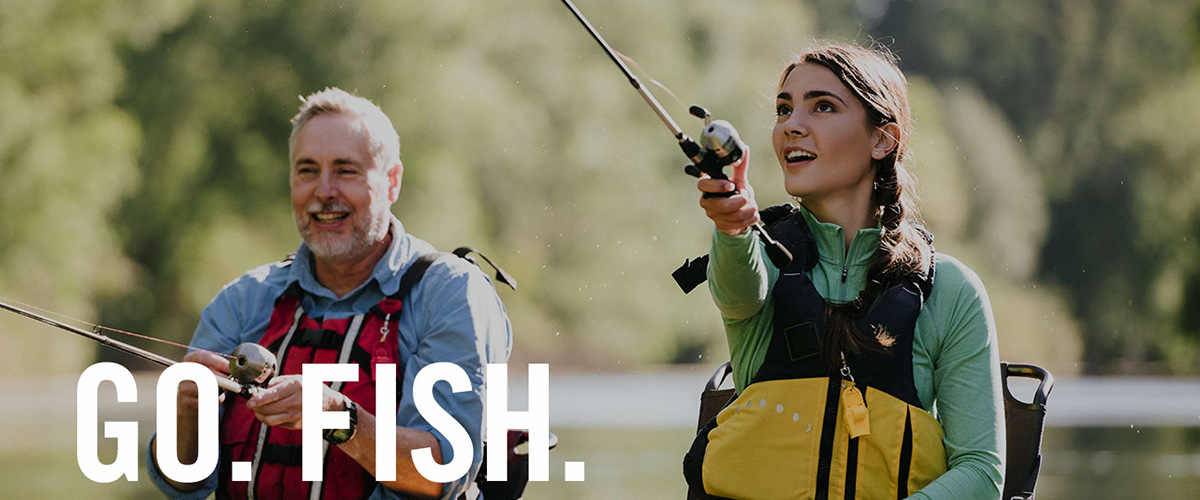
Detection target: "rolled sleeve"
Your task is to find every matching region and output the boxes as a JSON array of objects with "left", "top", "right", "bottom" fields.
[
  {"left": 389, "top": 260, "right": 511, "bottom": 500},
  {"left": 144, "top": 437, "right": 220, "bottom": 500}
]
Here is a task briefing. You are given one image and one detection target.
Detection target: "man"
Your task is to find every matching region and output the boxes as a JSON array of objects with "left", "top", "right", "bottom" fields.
[{"left": 146, "top": 87, "right": 512, "bottom": 500}]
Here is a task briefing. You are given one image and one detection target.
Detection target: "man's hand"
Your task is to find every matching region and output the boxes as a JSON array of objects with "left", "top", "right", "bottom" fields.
[
  {"left": 178, "top": 351, "right": 229, "bottom": 414},
  {"left": 246, "top": 375, "right": 347, "bottom": 429},
  {"left": 155, "top": 350, "right": 229, "bottom": 492},
  {"left": 698, "top": 147, "right": 761, "bottom": 236}
]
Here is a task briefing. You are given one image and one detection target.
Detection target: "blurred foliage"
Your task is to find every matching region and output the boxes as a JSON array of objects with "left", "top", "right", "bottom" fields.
[{"left": 1, "top": 0, "right": 1198, "bottom": 376}]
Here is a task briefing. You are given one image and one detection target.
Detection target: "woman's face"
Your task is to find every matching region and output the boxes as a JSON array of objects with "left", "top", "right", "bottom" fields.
[{"left": 772, "top": 62, "right": 883, "bottom": 205}]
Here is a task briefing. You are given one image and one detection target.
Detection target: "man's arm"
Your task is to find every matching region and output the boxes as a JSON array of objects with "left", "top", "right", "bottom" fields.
[
  {"left": 391, "top": 259, "right": 511, "bottom": 499},
  {"left": 243, "top": 260, "right": 510, "bottom": 500},
  {"left": 240, "top": 375, "right": 446, "bottom": 499},
  {"left": 146, "top": 266, "right": 278, "bottom": 499},
  {"left": 149, "top": 351, "right": 230, "bottom": 493},
  {"left": 335, "top": 397, "right": 446, "bottom": 498}
]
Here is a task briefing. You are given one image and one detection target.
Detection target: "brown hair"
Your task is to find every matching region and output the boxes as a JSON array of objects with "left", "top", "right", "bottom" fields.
[{"left": 780, "top": 44, "right": 933, "bottom": 371}]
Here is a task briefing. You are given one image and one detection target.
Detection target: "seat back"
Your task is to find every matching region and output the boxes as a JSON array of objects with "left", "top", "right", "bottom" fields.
[
  {"left": 686, "top": 362, "right": 734, "bottom": 500},
  {"left": 1001, "top": 362, "right": 1054, "bottom": 500}
]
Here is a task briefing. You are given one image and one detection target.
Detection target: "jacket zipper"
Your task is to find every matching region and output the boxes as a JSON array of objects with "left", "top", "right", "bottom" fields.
[
  {"left": 840, "top": 266, "right": 848, "bottom": 302},
  {"left": 814, "top": 376, "right": 840, "bottom": 500}
]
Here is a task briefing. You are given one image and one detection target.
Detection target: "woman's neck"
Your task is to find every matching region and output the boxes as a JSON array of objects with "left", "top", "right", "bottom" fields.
[{"left": 802, "top": 196, "right": 876, "bottom": 249}]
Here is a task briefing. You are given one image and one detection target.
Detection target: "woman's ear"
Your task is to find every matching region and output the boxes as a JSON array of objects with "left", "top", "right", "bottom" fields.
[{"left": 872, "top": 122, "right": 900, "bottom": 160}]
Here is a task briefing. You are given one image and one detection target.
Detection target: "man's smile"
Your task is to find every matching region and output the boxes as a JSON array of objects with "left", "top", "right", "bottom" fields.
[{"left": 311, "top": 210, "right": 351, "bottom": 225}]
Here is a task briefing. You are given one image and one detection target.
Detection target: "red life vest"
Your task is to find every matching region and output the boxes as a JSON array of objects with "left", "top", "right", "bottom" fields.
[{"left": 218, "top": 284, "right": 404, "bottom": 500}]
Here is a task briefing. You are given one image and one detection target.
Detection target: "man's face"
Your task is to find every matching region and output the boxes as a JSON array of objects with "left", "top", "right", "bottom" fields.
[{"left": 290, "top": 112, "right": 399, "bottom": 263}]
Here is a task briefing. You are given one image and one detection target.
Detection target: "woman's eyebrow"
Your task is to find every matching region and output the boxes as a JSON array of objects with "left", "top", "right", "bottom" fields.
[{"left": 803, "top": 90, "right": 847, "bottom": 105}]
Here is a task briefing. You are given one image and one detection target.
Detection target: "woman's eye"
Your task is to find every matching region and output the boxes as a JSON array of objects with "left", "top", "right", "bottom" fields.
[
  {"left": 775, "top": 104, "right": 792, "bottom": 117},
  {"left": 814, "top": 101, "right": 835, "bottom": 113}
]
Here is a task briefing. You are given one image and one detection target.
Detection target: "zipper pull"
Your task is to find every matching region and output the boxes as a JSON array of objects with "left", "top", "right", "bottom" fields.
[
  {"left": 374, "top": 312, "right": 393, "bottom": 365},
  {"left": 379, "top": 312, "right": 391, "bottom": 343}
]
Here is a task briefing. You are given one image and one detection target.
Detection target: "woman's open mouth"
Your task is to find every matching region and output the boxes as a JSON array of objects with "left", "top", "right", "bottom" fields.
[{"left": 784, "top": 148, "right": 817, "bottom": 167}]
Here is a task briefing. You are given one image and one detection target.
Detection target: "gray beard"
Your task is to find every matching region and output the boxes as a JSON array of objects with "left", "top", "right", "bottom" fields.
[{"left": 298, "top": 214, "right": 389, "bottom": 263}]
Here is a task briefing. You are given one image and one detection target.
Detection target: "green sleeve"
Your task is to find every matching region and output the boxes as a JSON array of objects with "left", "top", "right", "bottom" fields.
[
  {"left": 707, "top": 228, "right": 779, "bottom": 391},
  {"left": 909, "top": 255, "right": 1005, "bottom": 500}
]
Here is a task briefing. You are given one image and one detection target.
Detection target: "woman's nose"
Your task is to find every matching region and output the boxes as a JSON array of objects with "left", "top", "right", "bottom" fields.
[{"left": 784, "top": 115, "right": 809, "bottom": 137}]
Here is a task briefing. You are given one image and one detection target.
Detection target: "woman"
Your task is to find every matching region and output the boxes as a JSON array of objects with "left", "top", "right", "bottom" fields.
[{"left": 683, "top": 44, "right": 1004, "bottom": 500}]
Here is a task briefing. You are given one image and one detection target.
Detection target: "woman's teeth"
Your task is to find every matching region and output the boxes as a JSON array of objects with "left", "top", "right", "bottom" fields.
[{"left": 786, "top": 150, "right": 815, "bottom": 162}]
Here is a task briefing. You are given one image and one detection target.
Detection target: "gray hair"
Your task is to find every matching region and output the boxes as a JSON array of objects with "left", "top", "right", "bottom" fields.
[{"left": 289, "top": 87, "right": 400, "bottom": 169}]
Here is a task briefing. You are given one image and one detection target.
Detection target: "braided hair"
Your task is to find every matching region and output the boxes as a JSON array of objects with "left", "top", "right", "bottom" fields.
[{"left": 779, "top": 44, "right": 933, "bottom": 371}]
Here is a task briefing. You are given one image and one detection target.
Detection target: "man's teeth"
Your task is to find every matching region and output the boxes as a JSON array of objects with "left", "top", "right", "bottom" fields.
[
  {"left": 787, "top": 151, "right": 815, "bottom": 161},
  {"left": 313, "top": 212, "right": 348, "bottom": 222}
]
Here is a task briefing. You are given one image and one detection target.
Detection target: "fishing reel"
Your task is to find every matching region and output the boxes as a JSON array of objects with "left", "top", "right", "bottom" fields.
[
  {"left": 227, "top": 343, "right": 278, "bottom": 398},
  {"left": 557, "top": 0, "right": 791, "bottom": 268},
  {"left": 681, "top": 105, "right": 747, "bottom": 198},
  {"left": 678, "top": 105, "right": 793, "bottom": 268}
]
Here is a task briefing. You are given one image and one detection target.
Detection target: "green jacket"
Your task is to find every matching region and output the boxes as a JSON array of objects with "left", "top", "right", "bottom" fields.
[{"left": 707, "top": 205, "right": 1004, "bottom": 500}]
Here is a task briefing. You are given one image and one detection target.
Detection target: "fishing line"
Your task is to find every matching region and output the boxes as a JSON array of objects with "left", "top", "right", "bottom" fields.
[
  {"left": 613, "top": 49, "right": 687, "bottom": 109},
  {"left": 0, "top": 294, "right": 235, "bottom": 360},
  {"left": 558, "top": 0, "right": 794, "bottom": 269}
]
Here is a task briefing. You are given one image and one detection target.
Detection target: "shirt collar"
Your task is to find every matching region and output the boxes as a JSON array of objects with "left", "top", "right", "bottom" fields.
[
  {"left": 797, "top": 204, "right": 881, "bottom": 268},
  {"left": 288, "top": 215, "right": 409, "bottom": 300}
]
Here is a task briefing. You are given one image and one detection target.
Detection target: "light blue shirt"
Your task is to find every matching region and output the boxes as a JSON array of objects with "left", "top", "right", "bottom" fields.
[{"left": 147, "top": 216, "right": 513, "bottom": 500}]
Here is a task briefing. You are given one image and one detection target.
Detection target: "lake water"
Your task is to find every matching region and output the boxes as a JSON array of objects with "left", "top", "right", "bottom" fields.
[{"left": 2, "top": 370, "right": 1199, "bottom": 499}]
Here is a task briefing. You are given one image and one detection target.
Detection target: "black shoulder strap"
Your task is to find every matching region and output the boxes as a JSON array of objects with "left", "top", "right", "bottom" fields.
[
  {"left": 759, "top": 203, "right": 798, "bottom": 226},
  {"left": 393, "top": 252, "right": 451, "bottom": 301}
]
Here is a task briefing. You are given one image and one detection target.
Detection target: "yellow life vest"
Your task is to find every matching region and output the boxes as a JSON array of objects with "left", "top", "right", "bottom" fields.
[
  {"left": 702, "top": 378, "right": 946, "bottom": 499},
  {"left": 683, "top": 205, "right": 946, "bottom": 500}
]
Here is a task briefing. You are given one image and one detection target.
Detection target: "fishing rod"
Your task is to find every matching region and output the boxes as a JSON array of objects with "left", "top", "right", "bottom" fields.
[
  {"left": 0, "top": 297, "right": 275, "bottom": 398},
  {"left": 558, "top": 0, "right": 793, "bottom": 269}
]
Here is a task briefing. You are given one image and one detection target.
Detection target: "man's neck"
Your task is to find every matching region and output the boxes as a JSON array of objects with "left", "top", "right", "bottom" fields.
[{"left": 313, "top": 232, "right": 393, "bottom": 298}]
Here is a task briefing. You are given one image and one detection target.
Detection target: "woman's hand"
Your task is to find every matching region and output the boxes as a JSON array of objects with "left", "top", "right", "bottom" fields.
[{"left": 698, "top": 148, "right": 761, "bottom": 236}]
